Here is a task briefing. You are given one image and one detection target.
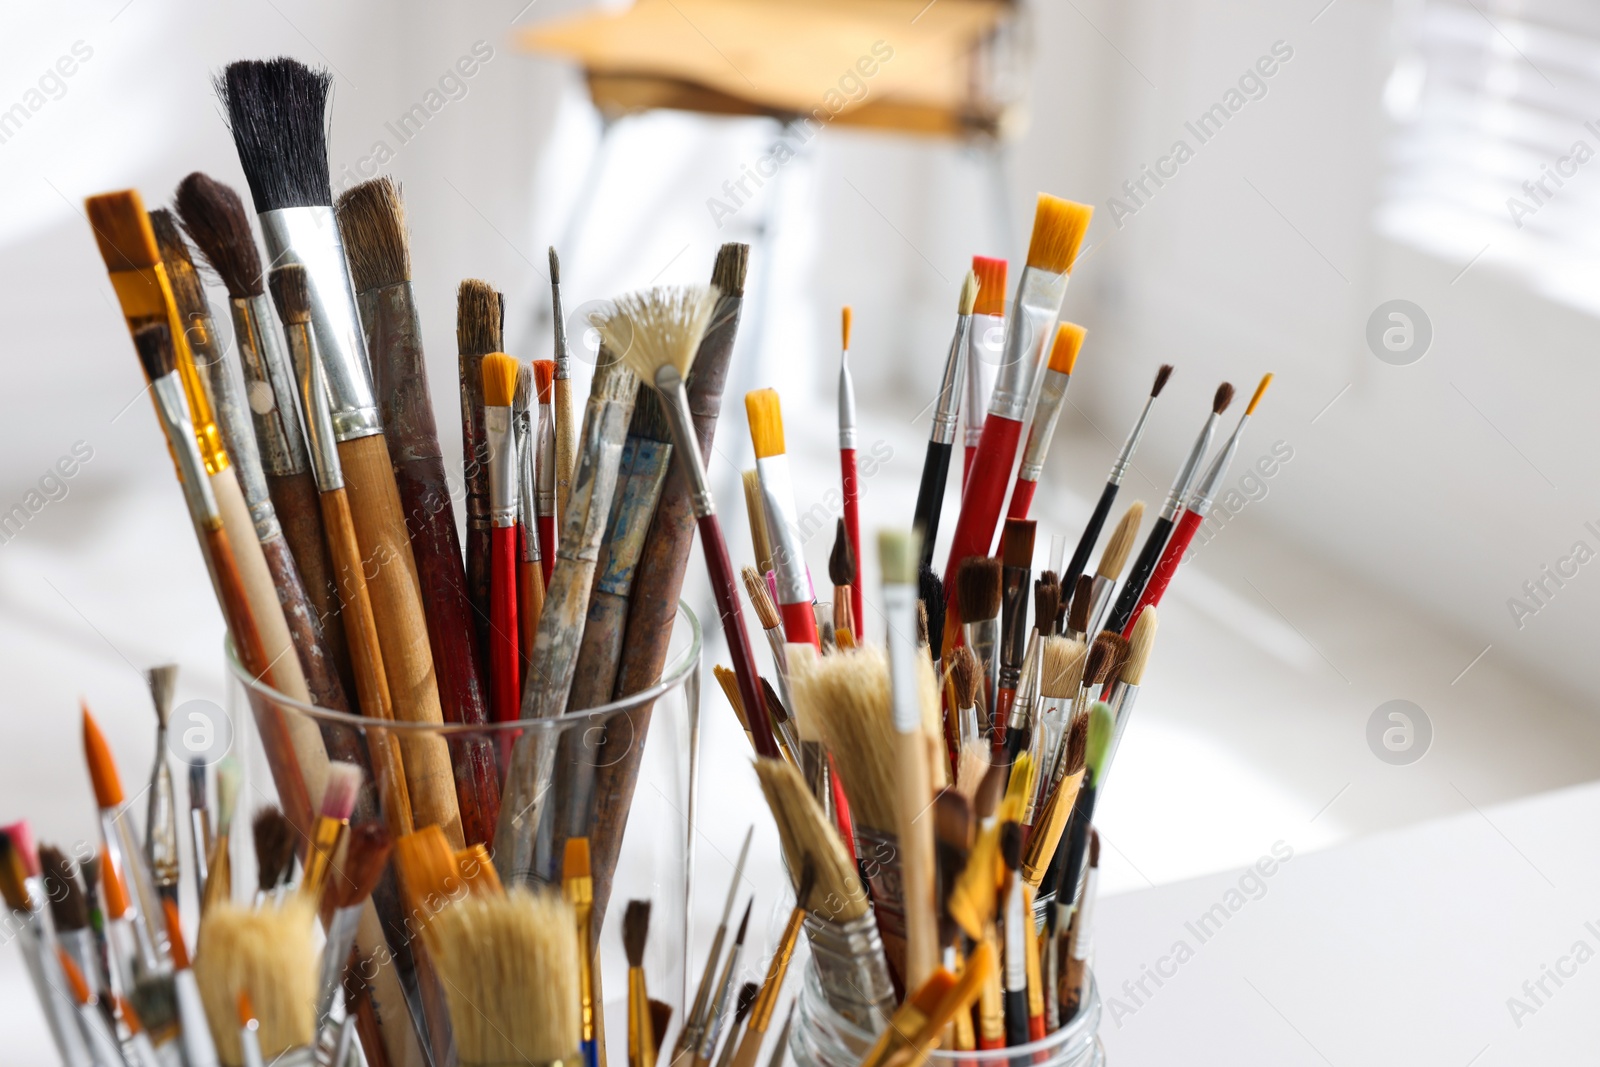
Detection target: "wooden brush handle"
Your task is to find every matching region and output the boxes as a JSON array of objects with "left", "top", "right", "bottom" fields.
[
  {"left": 320, "top": 486, "right": 416, "bottom": 841},
  {"left": 537, "top": 514, "right": 556, "bottom": 586},
  {"left": 1005, "top": 476, "right": 1038, "bottom": 522},
  {"left": 518, "top": 543, "right": 545, "bottom": 663},
  {"left": 267, "top": 470, "right": 355, "bottom": 697},
  {"left": 941, "top": 415, "right": 1022, "bottom": 604},
  {"left": 336, "top": 433, "right": 463, "bottom": 848},
  {"left": 566, "top": 589, "right": 629, "bottom": 714},
  {"left": 554, "top": 376, "right": 576, "bottom": 517},
  {"left": 894, "top": 727, "right": 938, "bottom": 991},
  {"left": 489, "top": 525, "right": 521, "bottom": 723}
]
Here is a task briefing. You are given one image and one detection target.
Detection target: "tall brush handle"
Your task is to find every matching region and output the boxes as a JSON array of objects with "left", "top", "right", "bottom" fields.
[
  {"left": 336, "top": 433, "right": 463, "bottom": 847},
  {"left": 1062, "top": 481, "right": 1118, "bottom": 592},
  {"left": 940, "top": 414, "right": 1022, "bottom": 632},
  {"left": 840, "top": 448, "right": 863, "bottom": 637},
  {"left": 1123, "top": 509, "right": 1201, "bottom": 632},
  {"left": 911, "top": 438, "right": 953, "bottom": 569},
  {"left": 555, "top": 376, "right": 577, "bottom": 516},
  {"left": 519, "top": 534, "right": 545, "bottom": 663},
  {"left": 1005, "top": 476, "right": 1037, "bottom": 521},
  {"left": 267, "top": 471, "right": 353, "bottom": 694},
  {"left": 1106, "top": 515, "right": 1173, "bottom": 635},
  {"left": 699, "top": 512, "right": 778, "bottom": 757},
  {"left": 489, "top": 525, "right": 521, "bottom": 723},
  {"left": 537, "top": 514, "right": 556, "bottom": 586}
]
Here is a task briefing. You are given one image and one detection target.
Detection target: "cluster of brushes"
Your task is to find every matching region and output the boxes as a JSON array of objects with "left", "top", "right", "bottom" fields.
[{"left": 706, "top": 192, "right": 1275, "bottom": 1062}]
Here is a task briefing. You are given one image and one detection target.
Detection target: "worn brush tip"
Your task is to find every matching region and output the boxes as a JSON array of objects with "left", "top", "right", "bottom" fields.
[
  {"left": 623, "top": 900, "right": 651, "bottom": 967},
  {"left": 456, "top": 279, "right": 503, "bottom": 357},
  {"left": 1152, "top": 363, "right": 1174, "bottom": 398},
  {"left": 1213, "top": 382, "right": 1235, "bottom": 415},
  {"left": 514, "top": 361, "right": 534, "bottom": 413},
  {"left": 975, "top": 761, "right": 1006, "bottom": 820},
  {"left": 41, "top": 846, "right": 87, "bottom": 931},
  {"left": 598, "top": 285, "right": 719, "bottom": 386},
  {"left": 957, "top": 270, "right": 980, "bottom": 316},
  {"left": 335, "top": 176, "right": 411, "bottom": 290},
  {"left": 563, "top": 837, "right": 591, "bottom": 882},
  {"left": 217, "top": 58, "right": 334, "bottom": 212},
  {"left": 1068, "top": 574, "right": 1094, "bottom": 634},
  {"left": 956, "top": 557, "right": 1003, "bottom": 621},
  {"left": 1090, "top": 829, "right": 1101, "bottom": 867},
  {"left": 1001, "top": 519, "right": 1036, "bottom": 571},
  {"left": 267, "top": 264, "right": 311, "bottom": 325},
  {"left": 81, "top": 703, "right": 124, "bottom": 808},
  {"left": 533, "top": 358, "right": 556, "bottom": 403},
  {"left": 1247, "top": 373, "right": 1273, "bottom": 415},
  {"left": 734, "top": 897, "right": 752, "bottom": 941},
  {"left": 1040, "top": 636, "right": 1085, "bottom": 700},
  {"left": 829, "top": 520, "right": 856, "bottom": 587},
  {"left": 132, "top": 322, "right": 176, "bottom": 383},
  {"left": 1049, "top": 322, "right": 1087, "bottom": 376},
  {"left": 918, "top": 564, "right": 945, "bottom": 644},
  {"left": 742, "top": 566, "right": 780, "bottom": 630},
  {"left": 175, "top": 172, "right": 263, "bottom": 299},
  {"left": 320, "top": 762, "right": 363, "bottom": 822},
  {"left": 947, "top": 644, "right": 980, "bottom": 709},
  {"left": 394, "top": 826, "right": 462, "bottom": 911},
  {"left": 970, "top": 256, "right": 1007, "bottom": 317},
  {"left": 1026, "top": 194, "right": 1094, "bottom": 274},
  {"left": 999, "top": 821, "right": 1022, "bottom": 871},
  {"left": 548, "top": 246, "right": 560, "bottom": 284},
  {"left": 252, "top": 807, "right": 295, "bottom": 892},
  {"left": 149, "top": 208, "right": 201, "bottom": 316},
  {"left": 334, "top": 823, "right": 392, "bottom": 910},
  {"left": 841, "top": 306, "right": 852, "bottom": 351},
  {"left": 1064, "top": 708, "right": 1089, "bottom": 775},
  {"left": 85, "top": 189, "right": 159, "bottom": 270},
  {"left": 711, "top": 242, "right": 749, "bottom": 297},
  {"left": 744, "top": 389, "right": 786, "bottom": 459},
  {"left": 145, "top": 665, "right": 178, "bottom": 729},
  {"left": 1096, "top": 632, "right": 1130, "bottom": 682},
  {"left": 482, "top": 352, "right": 520, "bottom": 409},
  {"left": 649, "top": 1000, "right": 674, "bottom": 1051},
  {"left": 1033, "top": 579, "right": 1059, "bottom": 639},
  {"left": 761, "top": 677, "right": 789, "bottom": 726},
  {"left": 216, "top": 756, "right": 241, "bottom": 834},
  {"left": 876, "top": 528, "right": 916, "bottom": 587}
]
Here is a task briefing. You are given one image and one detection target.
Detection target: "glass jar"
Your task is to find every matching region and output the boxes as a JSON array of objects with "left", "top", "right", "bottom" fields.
[
  {"left": 790, "top": 954, "right": 1104, "bottom": 1067},
  {"left": 222, "top": 601, "right": 703, "bottom": 1067}
]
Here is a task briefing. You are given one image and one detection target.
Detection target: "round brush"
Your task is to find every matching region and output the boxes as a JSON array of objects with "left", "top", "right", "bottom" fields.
[
  {"left": 1005, "top": 324, "right": 1086, "bottom": 520},
  {"left": 912, "top": 271, "right": 978, "bottom": 568},
  {"left": 838, "top": 306, "right": 864, "bottom": 638}
]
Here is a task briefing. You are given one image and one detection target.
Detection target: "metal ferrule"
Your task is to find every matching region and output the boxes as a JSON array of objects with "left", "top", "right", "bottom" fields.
[
  {"left": 536, "top": 403, "right": 556, "bottom": 517},
  {"left": 232, "top": 296, "right": 307, "bottom": 478},
  {"left": 484, "top": 406, "right": 518, "bottom": 527},
  {"left": 883, "top": 582, "right": 921, "bottom": 733},
  {"left": 1017, "top": 367, "right": 1072, "bottom": 480},
  {"left": 990, "top": 267, "right": 1071, "bottom": 422},
  {"left": 965, "top": 314, "right": 1001, "bottom": 447},
  {"left": 1006, "top": 631, "right": 1040, "bottom": 736},
  {"left": 284, "top": 322, "right": 344, "bottom": 494},
  {"left": 551, "top": 279, "right": 570, "bottom": 379},
  {"left": 1086, "top": 575, "right": 1115, "bottom": 637},
  {"left": 1188, "top": 414, "right": 1252, "bottom": 517},
  {"left": 998, "top": 571, "right": 1031, "bottom": 692},
  {"left": 152, "top": 374, "right": 222, "bottom": 527},
  {"left": 1161, "top": 413, "right": 1219, "bottom": 522},
  {"left": 659, "top": 370, "right": 715, "bottom": 518},
  {"left": 516, "top": 414, "right": 538, "bottom": 560},
  {"left": 964, "top": 618, "right": 999, "bottom": 727},
  {"left": 258, "top": 207, "right": 381, "bottom": 441},
  {"left": 930, "top": 314, "right": 972, "bottom": 445},
  {"left": 1103, "top": 680, "right": 1139, "bottom": 781},
  {"left": 1109, "top": 394, "right": 1159, "bottom": 487},
  {"left": 755, "top": 453, "right": 810, "bottom": 606},
  {"left": 803, "top": 910, "right": 897, "bottom": 1030},
  {"left": 194, "top": 302, "right": 280, "bottom": 541},
  {"left": 838, "top": 355, "right": 857, "bottom": 450}
]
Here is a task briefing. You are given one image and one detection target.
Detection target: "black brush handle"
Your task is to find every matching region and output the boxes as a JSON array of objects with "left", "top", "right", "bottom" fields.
[
  {"left": 1063, "top": 481, "right": 1118, "bottom": 592},
  {"left": 1107, "top": 514, "right": 1175, "bottom": 635},
  {"left": 1005, "top": 987, "right": 1030, "bottom": 1047},
  {"left": 1046, "top": 782, "right": 1099, "bottom": 915},
  {"left": 912, "top": 437, "right": 954, "bottom": 568}
]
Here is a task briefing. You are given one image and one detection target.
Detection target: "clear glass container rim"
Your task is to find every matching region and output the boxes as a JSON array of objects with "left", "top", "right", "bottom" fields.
[{"left": 223, "top": 598, "right": 702, "bottom": 735}]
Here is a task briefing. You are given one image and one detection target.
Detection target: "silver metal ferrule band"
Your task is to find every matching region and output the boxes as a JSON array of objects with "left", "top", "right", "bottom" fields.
[
  {"left": 990, "top": 266, "right": 1071, "bottom": 422},
  {"left": 660, "top": 370, "right": 716, "bottom": 518},
  {"left": 258, "top": 207, "right": 381, "bottom": 441},
  {"left": 931, "top": 314, "right": 972, "bottom": 445},
  {"left": 1190, "top": 415, "right": 1250, "bottom": 511},
  {"left": 1109, "top": 395, "right": 1158, "bottom": 486},
  {"left": 1161, "top": 413, "right": 1218, "bottom": 521},
  {"left": 485, "top": 408, "right": 519, "bottom": 527},
  {"left": 233, "top": 297, "right": 306, "bottom": 478},
  {"left": 965, "top": 314, "right": 999, "bottom": 447},
  {"left": 883, "top": 582, "right": 921, "bottom": 733},
  {"left": 838, "top": 359, "right": 857, "bottom": 450},
  {"left": 1017, "top": 367, "right": 1072, "bottom": 479},
  {"left": 536, "top": 403, "right": 556, "bottom": 514},
  {"left": 756, "top": 453, "right": 811, "bottom": 606},
  {"left": 515, "top": 414, "right": 538, "bottom": 558},
  {"left": 196, "top": 305, "right": 279, "bottom": 541},
  {"left": 154, "top": 375, "right": 220, "bottom": 524},
  {"left": 286, "top": 323, "right": 344, "bottom": 493}
]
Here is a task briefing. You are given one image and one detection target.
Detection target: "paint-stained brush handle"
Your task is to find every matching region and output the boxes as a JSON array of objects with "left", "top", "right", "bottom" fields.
[
  {"left": 555, "top": 377, "right": 577, "bottom": 516},
  {"left": 267, "top": 471, "right": 354, "bottom": 695}
]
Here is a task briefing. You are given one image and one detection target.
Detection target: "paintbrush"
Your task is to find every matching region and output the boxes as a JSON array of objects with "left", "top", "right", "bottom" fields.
[
  {"left": 694, "top": 899, "right": 752, "bottom": 1067},
  {"left": 713, "top": 984, "right": 758, "bottom": 1067},
  {"left": 963, "top": 257, "right": 1007, "bottom": 490},
  {"left": 299, "top": 762, "right": 362, "bottom": 903},
  {"left": 625, "top": 901, "right": 656, "bottom": 1067},
  {"left": 534, "top": 358, "right": 558, "bottom": 585},
  {"left": 221, "top": 58, "right": 459, "bottom": 844},
  {"left": 203, "top": 757, "right": 241, "bottom": 914},
  {"left": 55, "top": 949, "right": 127, "bottom": 1067},
  {"left": 913, "top": 271, "right": 978, "bottom": 568},
  {"left": 882, "top": 529, "right": 940, "bottom": 991},
  {"left": 743, "top": 471, "right": 774, "bottom": 578},
  {"left": 883, "top": 943, "right": 995, "bottom": 1067},
  {"left": 837, "top": 307, "right": 864, "bottom": 638},
  {"left": 753, "top": 758, "right": 893, "bottom": 1030},
  {"left": 253, "top": 807, "right": 296, "bottom": 902},
  {"left": 673, "top": 827, "right": 753, "bottom": 1067},
  {"left": 336, "top": 177, "right": 500, "bottom": 843},
  {"left": 550, "top": 247, "right": 578, "bottom": 518},
  {"left": 1060, "top": 831, "right": 1100, "bottom": 1022},
  {"left": 1086, "top": 501, "right": 1144, "bottom": 637},
  {"left": 193, "top": 898, "right": 318, "bottom": 1065},
  {"left": 82, "top": 707, "right": 166, "bottom": 981},
  {"left": 745, "top": 389, "right": 818, "bottom": 650},
  {"left": 957, "top": 556, "right": 1002, "bottom": 722},
  {"left": 1023, "top": 709, "right": 1087, "bottom": 888},
  {"left": 1102, "top": 607, "right": 1157, "bottom": 781},
  {"left": 1003, "top": 632, "right": 1042, "bottom": 776},
  {"left": 1126, "top": 374, "right": 1273, "bottom": 627},
  {"left": 942, "top": 198, "right": 1092, "bottom": 632},
  {"left": 999, "top": 823, "right": 1028, "bottom": 1046},
  {"left": 1, "top": 832, "right": 90, "bottom": 1067},
  {"left": 1035, "top": 572, "right": 1062, "bottom": 642},
  {"left": 515, "top": 362, "right": 545, "bottom": 662},
  {"left": 829, "top": 520, "right": 856, "bottom": 646},
  {"left": 713, "top": 665, "right": 757, "bottom": 752},
  {"left": 483, "top": 351, "right": 524, "bottom": 724},
  {"left": 456, "top": 843, "right": 504, "bottom": 898},
  {"left": 948, "top": 644, "right": 984, "bottom": 751},
  {"left": 457, "top": 277, "right": 500, "bottom": 641},
  {"left": 1050, "top": 702, "right": 1115, "bottom": 917},
  {"left": 765, "top": 1004, "right": 796, "bottom": 1067},
  {"left": 141, "top": 664, "right": 181, "bottom": 905},
  {"left": 994, "top": 519, "right": 1036, "bottom": 735},
  {"left": 742, "top": 566, "right": 787, "bottom": 693},
  {"left": 41, "top": 846, "right": 102, "bottom": 1006},
  {"left": 1061, "top": 364, "right": 1171, "bottom": 591},
  {"left": 949, "top": 753, "right": 1033, "bottom": 944},
  {"left": 269, "top": 264, "right": 417, "bottom": 843},
  {"left": 1005, "top": 323, "right": 1086, "bottom": 521},
  {"left": 314, "top": 823, "right": 392, "bottom": 1032},
  {"left": 726, "top": 865, "right": 812, "bottom": 1067},
  {"left": 566, "top": 387, "right": 674, "bottom": 711},
  {"left": 919, "top": 564, "right": 946, "bottom": 665},
  {"left": 1034, "top": 636, "right": 1085, "bottom": 800},
  {"left": 564, "top": 838, "right": 600, "bottom": 1067},
  {"left": 157, "top": 897, "right": 221, "bottom": 1067},
  {"left": 1107, "top": 382, "right": 1233, "bottom": 634},
  {"left": 1064, "top": 575, "right": 1093, "bottom": 643},
  {"left": 188, "top": 757, "right": 212, "bottom": 905}
]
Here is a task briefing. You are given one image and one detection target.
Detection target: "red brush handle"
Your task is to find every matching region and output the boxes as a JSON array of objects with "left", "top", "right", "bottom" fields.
[
  {"left": 992, "top": 686, "right": 1016, "bottom": 747},
  {"left": 942, "top": 414, "right": 1024, "bottom": 594},
  {"left": 840, "top": 447, "right": 864, "bottom": 638},
  {"left": 963, "top": 444, "right": 978, "bottom": 491},
  {"left": 697, "top": 512, "right": 779, "bottom": 758},
  {"left": 827, "top": 750, "right": 856, "bottom": 851},
  {"left": 1028, "top": 1014, "right": 1045, "bottom": 1043},
  {"left": 489, "top": 526, "right": 520, "bottom": 723},
  {"left": 779, "top": 599, "right": 820, "bottom": 649},
  {"left": 536, "top": 514, "right": 555, "bottom": 586},
  {"left": 1124, "top": 508, "right": 1203, "bottom": 634},
  {"left": 1006, "top": 476, "right": 1037, "bottom": 521}
]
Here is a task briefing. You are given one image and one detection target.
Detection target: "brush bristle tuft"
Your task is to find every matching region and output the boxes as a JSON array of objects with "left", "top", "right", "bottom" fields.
[
  {"left": 744, "top": 389, "right": 786, "bottom": 459},
  {"left": 1247, "top": 373, "right": 1273, "bottom": 415},
  {"left": 395, "top": 826, "right": 464, "bottom": 915},
  {"left": 754, "top": 757, "right": 865, "bottom": 919},
  {"left": 948, "top": 644, "right": 980, "bottom": 709},
  {"left": 1121, "top": 607, "right": 1158, "bottom": 686},
  {"left": 193, "top": 899, "right": 317, "bottom": 1062},
  {"left": 481, "top": 352, "right": 520, "bottom": 409},
  {"left": 146, "top": 665, "right": 178, "bottom": 729},
  {"left": 547, "top": 246, "right": 560, "bottom": 284},
  {"left": 218, "top": 59, "right": 333, "bottom": 212},
  {"left": 841, "top": 306, "right": 852, "bottom": 351},
  {"left": 1152, "top": 364, "right": 1174, "bottom": 397},
  {"left": 335, "top": 176, "right": 411, "bottom": 290},
  {"left": 594, "top": 285, "right": 720, "bottom": 386},
  {"left": 1049, "top": 323, "right": 1087, "bottom": 375},
  {"left": 252, "top": 808, "right": 295, "bottom": 892},
  {"left": 735, "top": 981, "right": 759, "bottom": 1024},
  {"left": 85, "top": 190, "right": 160, "bottom": 270},
  {"left": 1001, "top": 519, "right": 1035, "bottom": 571},
  {"left": 958, "top": 270, "right": 980, "bottom": 316},
  {"left": 830, "top": 519, "right": 856, "bottom": 588},
  {"left": 1213, "top": 382, "right": 1235, "bottom": 415},
  {"left": 743, "top": 471, "right": 773, "bottom": 574},
  {"left": 457, "top": 280, "right": 503, "bottom": 358},
  {"left": 1096, "top": 502, "right": 1144, "bottom": 581},
  {"left": 81, "top": 704, "right": 125, "bottom": 808},
  {"left": 1068, "top": 574, "right": 1094, "bottom": 634},
  {"left": 533, "top": 359, "right": 555, "bottom": 402},
  {"left": 132, "top": 323, "right": 177, "bottom": 382},
  {"left": 623, "top": 900, "right": 651, "bottom": 967},
  {"left": 563, "top": 837, "right": 591, "bottom": 881},
  {"left": 971, "top": 256, "right": 1007, "bottom": 317},
  {"left": 956, "top": 557, "right": 1003, "bottom": 621},
  {"left": 1040, "top": 637, "right": 1086, "bottom": 701},
  {"left": 741, "top": 565, "right": 780, "bottom": 630},
  {"left": 918, "top": 563, "right": 945, "bottom": 650},
  {"left": 175, "top": 173, "right": 263, "bottom": 298},
  {"left": 711, "top": 242, "right": 749, "bottom": 297},
  {"left": 41, "top": 846, "right": 88, "bottom": 931},
  {"left": 150, "top": 209, "right": 207, "bottom": 321},
  {"left": 1026, "top": 195, "right": 1094, "bottom": 274},
  {"left": 334, "top": 823, "right": 392, "bottom": 910},
  {"left": 514, "top": 361, "right": 534, "bottom": 413},
  {"left": 877, "top": 528, "right": 916, "bottom": 587},
  {"left": 1033, "top": 577, "right": 1060, "bottom": 639},
  {"left": 1064, "top": 708, "right": 1089, "bottom": 775},
  {"left": 320, "top": 762, "right": 363, "bottom": 822},
  {"left": 267, "top": 264, "right": 311, "bottom": 325},
  {"left": 1090, "top": 829, "right": 1101, "bottom": 867},
  {"left": 1086, "top": 701, "right": 1116, "bottom": 781},
  {"left": 999, "top": 821, "right": 1022, "bottom": 871},
  {"left": 216, "top": 757, "right": 241, "bottom": 835}
]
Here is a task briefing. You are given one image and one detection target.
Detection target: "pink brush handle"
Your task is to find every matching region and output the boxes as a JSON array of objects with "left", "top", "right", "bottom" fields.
[
  {"left": 840, "top": 447, "right": 864, "bottom": 637},
  {"left": 489, "top": 525, "right": 520, "bottom": 722},
  {"left": 1005, "top": 476, "right": 1037, "bottom": 521},
  {"left": 1124, "top": 508, "right": 1203, "bottom": 634},
  {"left": 698, "top": 512, "right": 779, "bottom": 758}
]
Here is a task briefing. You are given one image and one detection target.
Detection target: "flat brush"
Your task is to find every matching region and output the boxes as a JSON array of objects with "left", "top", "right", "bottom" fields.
[
  {"left": 1086, "top": 500, "right": 1144, "bottom": 637},
  {"left": 483, "top": 351, "right": 524, "bottom": 725},
  {"left": 746, "top": 389, "right": 818, "bottom": 649},
  {"left": 829, "top": 519, "right": 856, "bottom": 645},
  {"left": 193, "top": 898, "right": 319, "bottom": 1065},
  {"left": 948, "top": 644, "right": 983, "bottom": 751},
  {"left": 1107, "top": 381, "right": 1233, "bottom": 634},
  {"left": 337, "top": 177, "right": 499, "bottom": 842},
  {"left": 674, "top": 827, "right": 752, "bottom": 1067},
  {"left": 534, "top": 358, "right": 558, "bottom": 585},
  {"left": 1005, "top": 323, "right": 1086, "bottom": 520},
  {"left": 694, "top": 900, "right": 751, "bottom": 1067},
  {"left": 625, "top": 901, "right": 655, "bottom": 1067},
  {"left": 458, "top": 278, "right": 503, "bottom": 637},
  {"left": 912, "top": 270, "right": 978, "bottom": 568},
  {"left": 1065, "top": 574, "right": 1093, "bottom": 643},
  {"left": 956, "top": 556, "right": 1002, "bottom": 726},
  {"left": 1062, "top": 364, "right": 1171, "bottom": 592},
  {"left": 742, "top": 470, "right": 773, "bottom": 577},
  {"left": 253, "top": 807, "right": 296, "bottom": 900},
  {"left": 942, "top": 197, "right": 1092, "bottom": 639},
  {"left": 727, "top": 865, "right": 813, "bottom": 1067},
  {"left": 837, "top": 307, "right": 864, "bottom": 638},
  {"left": 314, "top": 823, "right": 391, "bottom": 1032},
  {"left": 1126, "top": 374, "right": 1273, "bottom": 629},
  {"left": 551, "top": 246, "right": 578, "bottom": 518},
  {"left": 0, "top": 832, "right": 90, "bottom": 1067},
  {"left": 221, "top": 58, "right": 459, "bottom": 845},
  {"left": 141, "top": 665, "right": 181, "bottom": 905},
  {"left": 994, "top": 519, "right": 1036, "bottom": 736},
  {"left": 963, "top": 256, "right": 1007, "bottom": 489}
]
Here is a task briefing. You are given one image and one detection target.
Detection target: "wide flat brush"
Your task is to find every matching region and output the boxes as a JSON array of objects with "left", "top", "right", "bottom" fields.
[
  {"left": 458, "top": 278, "right": 503, "bottom": 650},
  {"left": 963, "top": 256, "right": 1007, "bottom": 490},
  {"left": 337, "top": 177, "right": 500, "bottom": 843},
  {"left": 837, "top": 307, "right": 864, "bottom": 637},
  {"left": 1107, "top": 382, "right": 1233, "bottom": 634},
  {"left": 941, "top": 197, "right": 1092, "bottom": 635},
  {"left": 1061, "top": 363, "right": 1171, "bottom": 592},
  {"left": 193, "top": 898, "right": 318, "bottom": 1065},
  {"left": 221, "top": 59, "right": 461, "bottom": 846},
  {"left": 550, "top": 246, "right": 579, "bottom": 518},
  {"left": 482, "top": 351, "right": 525, "bottom": 726},
  {"left": 1005, "top": 323, "right": 1086, "bottom": 520},
  {"left": 912, "top": 271, "right": 978, "bottom": 568}
]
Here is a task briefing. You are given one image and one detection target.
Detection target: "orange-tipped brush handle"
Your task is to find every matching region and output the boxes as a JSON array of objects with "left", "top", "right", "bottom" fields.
[
  {"left": 537, "top": 514, "right": 556, "bottom": 587},
  {"left": 942, "top": 416, "right": 1023, "bottom": 606},
  {"left": 490, "top": 525, "right": 521, "bottom": 723},
  {"left": 840, "top": 448, "right": 864, "bottom": 638},
  {"left": 1005, "top": 477, "right": 1037, "bottom": 521},
  {"left": 1123, "top": 507, "right": 1203, "bottom": 634},
  {"left": 698, "top": 513, "right": 778, "bottom": 758}
]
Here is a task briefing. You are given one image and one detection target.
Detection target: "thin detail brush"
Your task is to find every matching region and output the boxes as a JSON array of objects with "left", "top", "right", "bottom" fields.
[
  {"left": 142, "top": 665, "right": 181, "bottom": 904},
  {"left": 551, "top": 246, "right": 578, "bottom": 517},
  {"left": 913, "top": 271, "right": 978, "bottom": 567},
  {"left": 1006, "top": 323, "right": 1086, "bottom": 520},
  {"left": 534, "top": 358, "right": 558, "bottom": 585},
  {"left": 837, "top": 307, "right": 864, "bottom": 637}
]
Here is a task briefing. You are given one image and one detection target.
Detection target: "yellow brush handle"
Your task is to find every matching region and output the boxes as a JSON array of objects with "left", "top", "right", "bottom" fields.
[
  {"left": 336, "top": 433, "right": 464, "bottom": 848},
  {"left": 895, "top": 727, "right": 939, "bottom": 991},
  {"left": 211, "top": 467, "right": 330, "bottom": 809},
  {"left": 554, "top": 376, "right": 576, "bottom": 518}
]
